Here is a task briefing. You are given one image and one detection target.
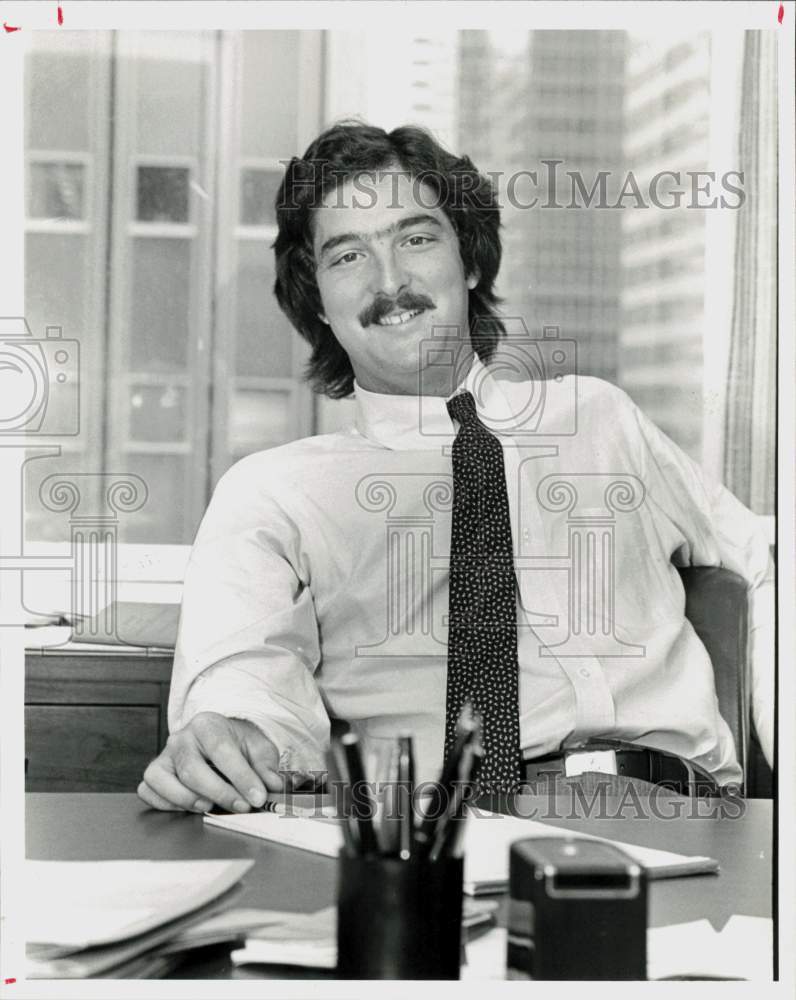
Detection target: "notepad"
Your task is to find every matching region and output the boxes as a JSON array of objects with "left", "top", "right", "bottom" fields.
[{"left": 203, "top": 808, "right": 718, "bottom": 894}]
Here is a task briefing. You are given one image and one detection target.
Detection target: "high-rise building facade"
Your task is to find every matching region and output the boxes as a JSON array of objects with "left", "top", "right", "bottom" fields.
[
  {"left": 620, "top": 35, "right": 711, "bottom": 460},
  {"left": 457, "top": 30, "right": 627, "bottom": 384}
]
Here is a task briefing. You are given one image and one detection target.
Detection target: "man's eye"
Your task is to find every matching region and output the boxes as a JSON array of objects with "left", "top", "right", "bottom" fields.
[
  {"left": 404, "top": 235, "right": 435, "bottom": 248},
  {"left": 331, "top": 251, "right": 362, "bottom": 267}
]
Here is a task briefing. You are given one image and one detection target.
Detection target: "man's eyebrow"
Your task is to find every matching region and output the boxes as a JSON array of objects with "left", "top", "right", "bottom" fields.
[{"left": 318, "top": 214, "right": 443, "bottom": 260}]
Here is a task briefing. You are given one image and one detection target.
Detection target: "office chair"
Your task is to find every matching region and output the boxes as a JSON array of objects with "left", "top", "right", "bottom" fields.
[{"left": 678, "top": 565, "right": 773, "bottom": 798}]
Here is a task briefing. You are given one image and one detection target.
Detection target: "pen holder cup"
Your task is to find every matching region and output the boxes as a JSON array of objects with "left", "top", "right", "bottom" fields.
[{"left": 336, "top": 854, "right": 464, "bottom": 979}]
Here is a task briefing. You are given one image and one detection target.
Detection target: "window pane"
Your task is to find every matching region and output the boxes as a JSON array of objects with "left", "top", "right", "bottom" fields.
[
  {"left": 136, "top": 166, "right": 190, "bottom": 223},
  {"left": 117, "top": 453, "right": 190, "bottom": 543},
  {"left": 234, "top": 241, "right": 293, "bottom": 377},
  {"left": 25, "top": 234, "right": 86, "bottom": 342},
  {"left": 240, "top": 31, "right": 299, "bottom": 158},
  {"left": 27, "top": 162, "right": 86, "bottom": 220},
  {"left": 128, "top": 381, "right": 188, "bottom": 443},
  {"left": 26, "top": 50, "right": 91, "bottom": 151},
  {"left": 129, "top": 238, "right": 191, "bottom": 371},
  {"left": 133, "top": 41, "right": 206, "bottom": 156},
  {"left": 228, "top": 388, "right": 291, "bottom": 459},
  {"left": 240, "top": 168, "right": 282, "bottom": 226}
]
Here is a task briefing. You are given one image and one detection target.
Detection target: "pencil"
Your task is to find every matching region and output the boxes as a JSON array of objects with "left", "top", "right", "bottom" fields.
[{"left": 260, "top": 800, "right": 329, "bottom": 818}]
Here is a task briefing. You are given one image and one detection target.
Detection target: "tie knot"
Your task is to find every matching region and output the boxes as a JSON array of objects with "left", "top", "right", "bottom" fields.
[{"left": 447, "top": 390, "right": 479, "bottom": 427}]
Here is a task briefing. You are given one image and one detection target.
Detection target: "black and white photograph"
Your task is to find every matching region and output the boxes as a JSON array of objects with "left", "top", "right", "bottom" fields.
[{"left": 0, "top": 0, "right": 793, "bottom": 994}]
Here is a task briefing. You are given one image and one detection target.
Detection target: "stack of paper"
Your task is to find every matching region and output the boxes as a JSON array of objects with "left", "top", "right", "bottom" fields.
[
  {"left": 24, "top": 859, "right": 253, "bottom": 978},
  {"left": 231, "top": 907, "right": 338, "bottom": 970},
  {"left": 24, "top": 601, "right": 180, "bottom": 651},
  {"left": 230, "top": 898, "right": 499, "bottom": 970}
]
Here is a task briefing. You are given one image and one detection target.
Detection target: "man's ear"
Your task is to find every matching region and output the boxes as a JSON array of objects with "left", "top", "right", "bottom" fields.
[{"left": 466, "top": 270, "right": 480, "bottom": 290}]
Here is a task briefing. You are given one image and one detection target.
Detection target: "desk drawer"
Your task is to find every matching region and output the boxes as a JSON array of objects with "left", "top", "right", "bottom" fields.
[{"left": 25, "top": 706, "right": 159, "bottom": 792}]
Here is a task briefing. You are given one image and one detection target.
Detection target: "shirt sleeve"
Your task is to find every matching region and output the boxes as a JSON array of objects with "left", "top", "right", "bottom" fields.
[
  {"left": 168, "top": 456, "right": 330, "bottom": 778},
  {"left": 627, "top": 395, "right": 774, "bottom": 767}
]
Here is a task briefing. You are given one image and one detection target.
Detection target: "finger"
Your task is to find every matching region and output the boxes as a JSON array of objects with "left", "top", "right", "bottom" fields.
[
  {"left": 203, "top": 737, "right": 272, "bottom": 807},
  {"left": 169, "top": 744, "right": 254, "bottom": 813},
  {"left": 143, "top": 757, "right": 219, "bottom": 813},
  {"left": 243, "top": 730, "right": 286, "bottom": 793},
  {"left": 137, "top": 779, "right": 209, "bottom": 813}
]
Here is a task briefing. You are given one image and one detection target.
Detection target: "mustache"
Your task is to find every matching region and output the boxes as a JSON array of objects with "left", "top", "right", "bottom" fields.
[{"left": 359, "top": 291, "right": 436, "bottom": 327}]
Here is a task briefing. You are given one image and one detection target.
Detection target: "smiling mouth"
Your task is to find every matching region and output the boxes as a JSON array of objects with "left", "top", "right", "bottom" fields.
[{"left": 375, "top": 308, "right": 425, "bottom": 327}]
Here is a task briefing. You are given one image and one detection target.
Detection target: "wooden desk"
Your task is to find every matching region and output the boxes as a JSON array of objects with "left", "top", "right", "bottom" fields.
[
  {"left": 26, "top": 792, "right": 773, "bottom": 980},
  {"left": 25, "top": 650, "right": 173, "bottom": 792}
]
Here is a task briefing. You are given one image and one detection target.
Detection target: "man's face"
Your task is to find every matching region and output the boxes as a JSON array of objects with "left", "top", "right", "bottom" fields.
[{"left": 312, "top": 168, "right": 478, "bottom": 395}]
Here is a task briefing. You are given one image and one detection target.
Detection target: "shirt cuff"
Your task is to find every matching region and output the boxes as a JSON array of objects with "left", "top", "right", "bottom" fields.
[{"left": 178, "top": 688, "right": 329, "bottom": 783}]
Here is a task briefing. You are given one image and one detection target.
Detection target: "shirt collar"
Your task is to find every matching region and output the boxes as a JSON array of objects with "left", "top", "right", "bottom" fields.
[{"left": 353, "top": 355, "right": 517, "bottom": 451}]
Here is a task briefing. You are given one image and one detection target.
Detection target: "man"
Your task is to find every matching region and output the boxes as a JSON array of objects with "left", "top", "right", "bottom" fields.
[{"left": 138, "top": 122, "right": 773, "bottom": 814}]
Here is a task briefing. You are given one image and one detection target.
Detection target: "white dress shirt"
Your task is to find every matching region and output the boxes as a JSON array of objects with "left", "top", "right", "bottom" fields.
[{"left": 169, "top": 359, "right": 773, "bottom": 786}]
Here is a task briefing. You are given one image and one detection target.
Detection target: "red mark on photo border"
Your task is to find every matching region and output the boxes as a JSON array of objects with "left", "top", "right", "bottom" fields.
[
  {"left": 58, "top": 5, "right": 64, "bottom": 25},
  {"left": 3, "top": 23, "right": 21, "bottom": 33},
  {"left": 4, "top": 979, "right": 16, "bottom": 985},
  {"left": 778, "top": 4, "right": 784, "bottom": 22}
]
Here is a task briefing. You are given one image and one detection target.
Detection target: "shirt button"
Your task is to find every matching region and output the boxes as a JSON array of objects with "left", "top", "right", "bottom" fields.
[{"left": 578, "top": 667, "right": 591, "bottom": 678}]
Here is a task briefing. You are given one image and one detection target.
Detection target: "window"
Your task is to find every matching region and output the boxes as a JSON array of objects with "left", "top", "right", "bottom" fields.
[
  {"left": 24, "top": 30, "right": 322, "bottom": 543},
  {"left": 25, "top": 28, "right": 775, "bottom": 550}
]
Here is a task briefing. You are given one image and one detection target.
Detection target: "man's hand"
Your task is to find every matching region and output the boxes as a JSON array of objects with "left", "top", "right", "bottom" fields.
[{"left": 137, "top": 712, "right": 285, "bottom": 813}]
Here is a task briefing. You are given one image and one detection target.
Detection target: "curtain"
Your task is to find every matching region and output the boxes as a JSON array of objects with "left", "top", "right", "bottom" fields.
[{"left": 723, "top": 31, "right": 777, "bottom": 515}]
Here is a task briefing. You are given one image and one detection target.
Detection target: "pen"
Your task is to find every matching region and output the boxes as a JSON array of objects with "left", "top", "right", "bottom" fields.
[
  {"left": 340, "top": 732, "right": 379, "bottom": 855},
  {"left": 415, "top": 702, "right": 476, "bottom": 856},
  {"left": 429, "top": 734, "right": 483, "bottom": 861},
  {"left": 397, "top": 735, "right": 415, "bottom": 860},
  {"left": 377, "top": 739, "right": 402, "bottom": 856},
  {"left": 328, "top": 737, "right": 360, "bottom": 857}
]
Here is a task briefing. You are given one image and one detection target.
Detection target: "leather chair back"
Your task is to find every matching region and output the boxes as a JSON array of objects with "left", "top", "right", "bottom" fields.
[{"left": 678, "top": 566, "right": 750, "bottom": 787}]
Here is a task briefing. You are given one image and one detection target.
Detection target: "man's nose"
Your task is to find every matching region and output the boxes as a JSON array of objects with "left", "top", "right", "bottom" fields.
[{"left": 370, "top": 246, "right": 410, "bottom": 298}]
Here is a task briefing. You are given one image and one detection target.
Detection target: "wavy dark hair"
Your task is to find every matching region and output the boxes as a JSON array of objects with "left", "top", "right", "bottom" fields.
[{"left": 273, "top": 121, "right": 505, "bottom": 398}]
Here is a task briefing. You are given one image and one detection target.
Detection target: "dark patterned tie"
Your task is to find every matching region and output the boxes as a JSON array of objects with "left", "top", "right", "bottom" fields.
[{"left": 444, "top": 390, "right": 522, "bottom": 792}]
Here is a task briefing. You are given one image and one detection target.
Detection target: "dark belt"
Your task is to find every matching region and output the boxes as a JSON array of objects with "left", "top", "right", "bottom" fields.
[{"left": 522, "top": 738, "right": 723, "bottom": 797}]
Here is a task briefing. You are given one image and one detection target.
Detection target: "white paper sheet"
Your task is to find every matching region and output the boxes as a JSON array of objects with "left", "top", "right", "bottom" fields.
[
  {"left": 203, "top": 807, "right": 717, "bottom": 894},
  {"left": 24, "top": 858, "right": 254, "bottom": 948}
]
